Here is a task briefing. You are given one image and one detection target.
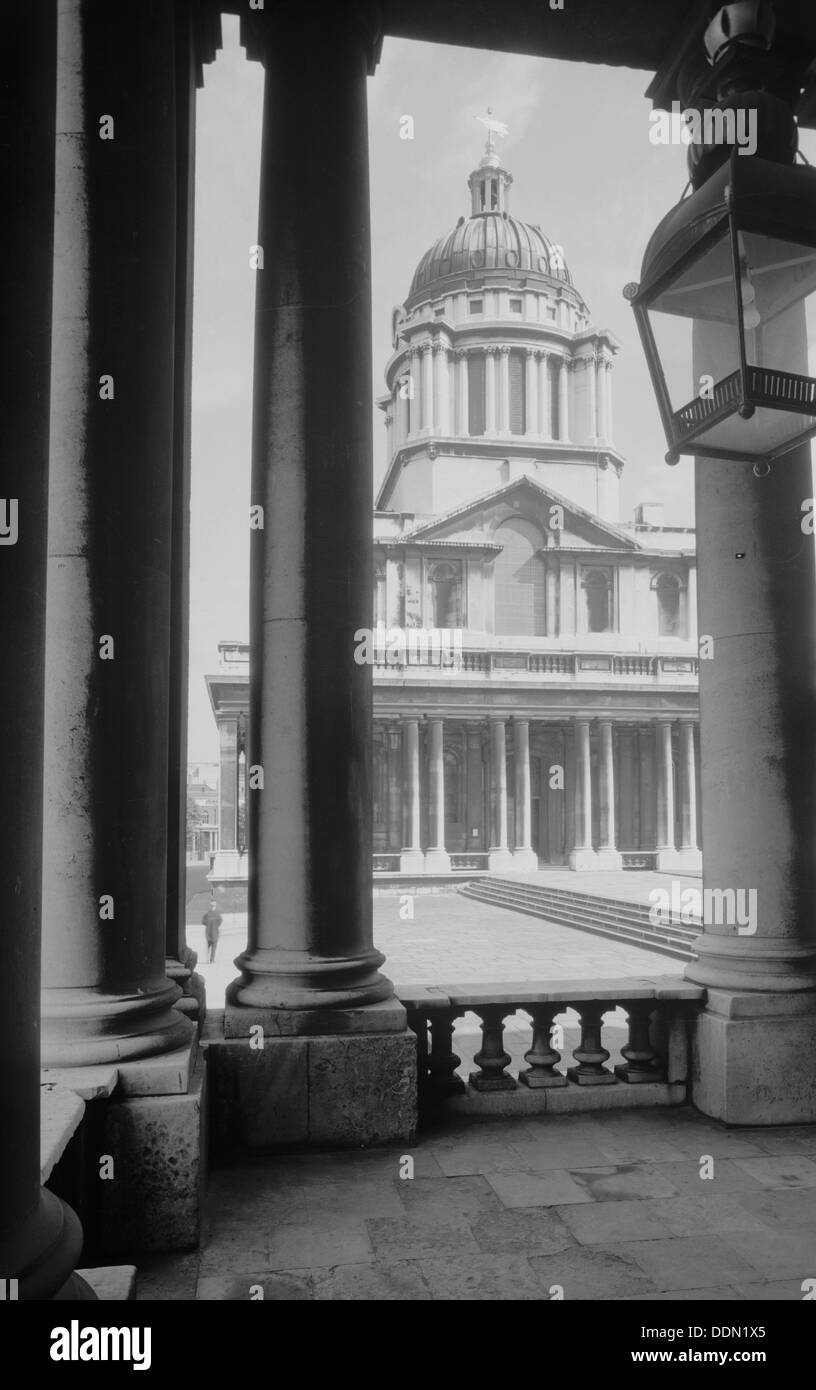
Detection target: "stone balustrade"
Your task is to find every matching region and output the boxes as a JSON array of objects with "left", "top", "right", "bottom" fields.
[
  {"left": 400, "top": 979, "right": 704, "bottom": 1115},
  {"left": 374, "top": 649, "right": 698, "bottom": 680}
]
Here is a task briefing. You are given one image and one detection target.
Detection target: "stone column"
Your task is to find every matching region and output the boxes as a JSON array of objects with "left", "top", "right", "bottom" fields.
[
  {"left": 546, "top": 556, "right": 559, "bottom": 636},
  {"left": 434, "top": 342, "right": 450, "bottom": 436},
  {"left": 227, "top": 3, "right": 406, "bottom": 1047},
  {"left": 655, "top": 719, "right": 679, "bottom": 871},
  {"left": 0, "top": 0, "right": 90, "bottom": 1301},
  {"left": 421, "top": 341, "right": 434, "bottom": 433},
  {"left": 485, "top": 347, "right": 497, "bottom": 434},
  {"left": 512, "top": 721, "right": 538, "bottom": 871},
  {"left": 674, "top": 718, "right": 702, "bottom": 871},
  {"left": 488, "top": 719, "right": 513, "bottom": 871},
  {"left": 585, "top": 355, "right": 597, "bottom": 442},
  {"left": 456, "top": 349, "right": 469, "bottom": 436},
  {"left": 408, "top": 350, "right": 421, "bottom": 437},
  {"left": 569, "top": 719, "right": 596, "bottom": 869},
  {"left": 41, "top": 0, "right": 192, "bottom": 1067},
  {"left": 498, "top": 345, "right": 511, "bottom": 435},
  {"left": 596, "top": 353, "right": 608, "bottom": 441},
  {"left": 596, "top": 720, "right": 622, "bottom": 868},
  {"left": 211, "top": 714, "right": 244, "bottom": 887},
  {"left": 558, "top": 357, "right": 571, "bottom": 442},
  {"left": 398, "top": 375, "right": 410, "bottom": 445},
  {"left": 525, "top": 350, "right": 538, "bottom": 438},
  {"left": 685, "top": 304, "right": 816, "bottom": 1122},
  {"left": 386, "top": 725, "right": 402, "bottom": 853},
  {"left": 466, "top": 723, "right": 484, "bottom": 850},
  {"left": 425, "top": 719, "right": 450, "bottom": 873},
  {"left": 400, "top": 717, "right": 424, "bottom": 874},
  {"left": 537, "top": 351, "right": 550, "bottom": 437},
  {"left": 384, "top": 407, "right": 393, "bottom": 461}
]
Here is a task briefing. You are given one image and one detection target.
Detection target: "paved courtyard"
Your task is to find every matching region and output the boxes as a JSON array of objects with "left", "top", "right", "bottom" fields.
[{"left": 137, "top": 1107, "right": 816, "bottom": 1301}]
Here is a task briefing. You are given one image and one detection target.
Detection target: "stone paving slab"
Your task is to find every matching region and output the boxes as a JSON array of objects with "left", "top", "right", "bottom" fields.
[{"left": 133, "top": 1107, "right": 816, "bottom": 1301}]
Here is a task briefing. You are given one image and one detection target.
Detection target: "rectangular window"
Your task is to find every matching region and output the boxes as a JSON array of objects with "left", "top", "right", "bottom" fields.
[
  {"left": 469, "top": 298, "right": 483, "bottom": 314},
  {"left": 434, "top": 305, "right": 445, "bottom": 317},
  {"left": 510, "top": 298, "right": 523, "bottom": 314},
  {"left": 468, "top": 353, "right": 486, "bottom": 436},
  {"left": 508, "top": 349, "right": 526, "bottom": 435}
]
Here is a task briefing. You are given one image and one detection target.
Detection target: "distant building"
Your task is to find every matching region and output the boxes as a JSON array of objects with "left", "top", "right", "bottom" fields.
[
  {"left": 186, "top": 762, "right": 219, "bottom": 862},
  {"left": 208, "top": 139, "right": 701, "bottom": 883}
]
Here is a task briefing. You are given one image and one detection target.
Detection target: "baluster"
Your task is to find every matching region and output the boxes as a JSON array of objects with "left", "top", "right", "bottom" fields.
[
  {"left": 428, "top": 1011, "right": 466, "bottom": 1098},
  {"left": 469, "top": 1006, "right": 517, "bottom": 1091},
  {"left": 519, "top": 1005, "right": 568, "bottom": 1088},
  {"left": 567, "top": 1002, "right": 617, "bottom": 1085},
  {"left": 406, "top": 1008, "right": 431, "bottom": 1097},
  {"left": 615, "top": 1001, "right": 662, "bottom": 1083}
]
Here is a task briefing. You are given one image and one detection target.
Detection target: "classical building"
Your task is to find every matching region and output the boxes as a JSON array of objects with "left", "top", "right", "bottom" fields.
[{"left": 209, "top": 139, "right": 702, "bottom": 881}]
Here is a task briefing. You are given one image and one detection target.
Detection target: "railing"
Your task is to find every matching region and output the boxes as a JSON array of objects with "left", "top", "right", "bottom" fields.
[
  {"left": 375, "top": 650, "right": 698, "bottom": 679},
  {"left": 373, "top": 853, "right": 400, "bottom": 872},
  {"left": 621, "top": 850, "right": 658, "bottom": 870},
  {"left": 449, "top": 852, "right": 490, "bottom": 871},
  {"left": 400, "top": 979, "right": 704, "bottom": 1114}
]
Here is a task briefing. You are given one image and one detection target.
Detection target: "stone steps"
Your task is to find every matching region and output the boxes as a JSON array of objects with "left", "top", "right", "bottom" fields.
[{"left": 459, "top": 877, "right": 700, "bottom": 961}]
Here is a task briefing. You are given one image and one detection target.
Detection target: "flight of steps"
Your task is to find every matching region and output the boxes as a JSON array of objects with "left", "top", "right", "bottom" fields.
[{"left": 459, "top": 877, "right": 700, "bottom": 961}]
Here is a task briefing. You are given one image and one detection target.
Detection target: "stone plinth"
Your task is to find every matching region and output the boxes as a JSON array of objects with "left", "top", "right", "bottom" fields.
[
  {"left": 691, "top": 990, "right": 816, "bottom": 1125},
  {"left": 204, "top": 1010, "right": 416, "bottom": 1154}
]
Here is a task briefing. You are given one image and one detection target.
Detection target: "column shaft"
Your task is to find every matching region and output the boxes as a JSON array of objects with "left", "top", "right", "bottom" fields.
[
  {"left": 425, "top": 720, "right": 450, "bottom": 871},
  {"left": 485, "top": 350, "right": 497, "bottom": 434},
  {"left": 435, "top": 345, "right": 450, "bottom": 436},
  {"left": 457, "top": 351, "right": 469, "bottom": 435},
  {"left": 537, "top": 352, "right": 550, "bottom": 437},
  {"left": 656, "top": 721, "right": 676, "bottom": 852},
  {"left": 679, "top": 720, "right": 698, "bottom": 852},
  {"left": 422, "top": 343, "right": 434, "bottom": 432},
  {"left": 597, "top": 721, "right": 622, "bottom": 867},
  {"left": 569, "top": 719, "right": 595, "bottom": 868},
  {"left": 525, "top": 351, "right": 538, "bottom": 437},
  {"left": 513, "top": 721, "right": 537, "bottom": 869},
  {"left": 488, "top": 720, "right": 512, "bottom": 869},
  {"left": 0, "top": 0, "right": 88, "bottom": 1299},
  {"left": 230, "top": 8, "right": 394, "bottom": 1013},
  {"left": 498, "top": 347, "right": 510, "bottom": 433},
  {"left": 558, "top": 359, "right": 570, "bottom": 442},
  {"left": 401, "top": 718, "right": 423, "bottom": 872},
  {"left": 42, "top": 0, "right": 191, "bottom": 1066}
]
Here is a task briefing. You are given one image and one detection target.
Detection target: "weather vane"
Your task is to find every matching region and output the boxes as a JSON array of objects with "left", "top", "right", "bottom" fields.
[{"left": 476, "top": 107, "right": 509, "bottom": 156}]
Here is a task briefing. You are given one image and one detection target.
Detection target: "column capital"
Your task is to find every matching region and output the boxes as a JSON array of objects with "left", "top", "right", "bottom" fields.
[
  {"left": 420, "top": 340, "right": 434, "bottom": 356},
  {"left": 497, "top": 344, "right": 511, "bottom": 356},
  {"left": 454, "top": 347, "right": 469, "bottom": 361},
  {"left": 242, "top": 1, "right": 383, "bottom": 75}
]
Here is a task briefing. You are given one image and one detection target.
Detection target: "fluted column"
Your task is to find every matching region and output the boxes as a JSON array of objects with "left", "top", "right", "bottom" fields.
[
  {"left": 421, "top": 341, "right": 434, "bottom": 433},
  {"left": 408, "top": 350, "right": 421, "bottom": 437},
  {"left": 425, "top": 720, "right": 450, "bottom": 873},
  {"left": 488, "top": 719, "right": 513, "bottom": 871},
  {"left": 596, "top": 721, "right": 622, "bottom": 868},
  {"left": 228, "top": 3, "right": 399, "bottom": 1022},
  {"left": 558, "top": 357, "right": 570, "bottom": 442},
  {"left": 596, "top": 353, "right": 608, "bottom": 441},
  {"left": 41, "top": 0, "right": 192, "bottom": 1066},
  {"left": 386, "top": 725, "right": 402, "bottom": 853},
  {"left": 569, "top": 719, "right": 596, "bottom": 869},
  {"left": 456, "top": 349, "right": 469, "bottom": 436},
  {"left": 537, "top": 351, "right": 550, "bottom": 437},
  {"left": 513, "top": 721, "right": 538, "bottom": 870},
  {"left": 434, "top": 342, "right": 450, "bottom": 436},
  {"left": 655, "top": 720, "right": 677, "bottom": 869},
  {"left": 400, "top": 718, "right": 424, "bottom": 874},
  {"left": 604, "top": 358, "right": 614, "bottom": 442},
  {"left": 485, "top": 347, "right": 497, "bottom": 434},
  {"left": 497, "top": 345, "right": 511, "bottom": 435},
  {"left": 0, "top": 0, "right": 90, "bottom": 1301},
  {"left": 671, "top": 718, "right": 703, "bottom": 872},
  {"left": 525, "top": 350, "right": 538, "bottom": 438}
]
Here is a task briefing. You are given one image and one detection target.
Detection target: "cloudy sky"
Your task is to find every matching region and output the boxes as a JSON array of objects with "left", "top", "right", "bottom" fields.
[{"left": 187, "top": 16, "right": 816, "bottom": 763}]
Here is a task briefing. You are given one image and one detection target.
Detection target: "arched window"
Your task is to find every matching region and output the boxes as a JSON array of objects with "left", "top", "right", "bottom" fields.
[
  {"left": 583, "top": 568, "right": 612, "bottom": 633},
  {"left": 494, "top": 519, "right": 546, "bottom": 636},
  {"left": 429, "top": 561, "right": 462, "bottom": 629},
  {"left": 373, "top": 562, "right": 386, "bottom": 626},
  {"left": 654, "top": 572, "right": 685, "bottom": 637}
]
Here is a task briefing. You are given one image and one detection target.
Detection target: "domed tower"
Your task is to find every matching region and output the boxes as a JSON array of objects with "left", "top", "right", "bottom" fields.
[{"left": 376, "top": 138, "right": 624, "bottom": 523}]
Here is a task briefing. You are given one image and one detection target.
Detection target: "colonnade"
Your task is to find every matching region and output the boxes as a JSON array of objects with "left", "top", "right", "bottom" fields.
[
  {"left": 388, "top": 342, "right": 614, "bottom": 450},
  {"left": 372, "top": 714, "right": 701, "bottom": 874}
]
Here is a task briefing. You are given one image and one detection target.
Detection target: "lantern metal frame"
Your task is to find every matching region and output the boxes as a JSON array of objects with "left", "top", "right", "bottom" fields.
[{"left": 625, "top": 151, "right": 816, "bottom": 466}]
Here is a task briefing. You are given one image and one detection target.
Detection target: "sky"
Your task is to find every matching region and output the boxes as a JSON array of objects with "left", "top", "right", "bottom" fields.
[{"left": 187, "top": 16, "right": 816, "bottom": 762}]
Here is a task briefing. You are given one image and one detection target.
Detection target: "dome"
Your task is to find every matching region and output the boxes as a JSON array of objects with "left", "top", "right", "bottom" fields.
[
  {"left": 406, "top": 143, "right": 573, "bottom": 304},
  {"left": 408, "top": 213, "right": 573, "bottom": 301}
]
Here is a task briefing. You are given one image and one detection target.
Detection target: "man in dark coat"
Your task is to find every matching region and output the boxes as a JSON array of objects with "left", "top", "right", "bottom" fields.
[{"left": 202, "top": 898, "right": 222, "bottom": 963}]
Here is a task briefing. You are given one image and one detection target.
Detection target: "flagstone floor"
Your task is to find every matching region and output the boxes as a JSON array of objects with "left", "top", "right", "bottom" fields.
[{"left": 135, "top": 1106, "right": 816, "bottom": 1301}]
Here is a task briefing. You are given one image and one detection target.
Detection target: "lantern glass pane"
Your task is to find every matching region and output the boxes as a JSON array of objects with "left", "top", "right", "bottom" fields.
[{"left": 646, "top": 231, "right": 740, "bottom": 416}]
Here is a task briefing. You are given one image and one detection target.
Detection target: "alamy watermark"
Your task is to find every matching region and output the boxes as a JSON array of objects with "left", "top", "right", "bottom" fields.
[
  {"left": 649, "top": 101, "right": 757, "bottom": 157},
  {"left": 354, "top": 624, "right": 464, "bottom": 669},
  {"left": 649, "top": 881, "right": 757, "bottom": 936}
]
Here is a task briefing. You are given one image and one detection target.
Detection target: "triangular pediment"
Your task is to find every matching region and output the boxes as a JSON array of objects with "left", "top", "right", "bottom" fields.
[{"left": 400, "top": 476, "right": 639, "bottom": 552}]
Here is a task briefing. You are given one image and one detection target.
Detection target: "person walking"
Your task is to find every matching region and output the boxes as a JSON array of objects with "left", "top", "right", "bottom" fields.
[{"left": 202, "top": 897, "right": 222, "bottom": 964}]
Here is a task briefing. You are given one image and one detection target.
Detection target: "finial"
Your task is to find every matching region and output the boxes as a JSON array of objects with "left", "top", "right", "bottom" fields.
[{"left": 476, "top": 108, "right": 509, "bottom": 161}]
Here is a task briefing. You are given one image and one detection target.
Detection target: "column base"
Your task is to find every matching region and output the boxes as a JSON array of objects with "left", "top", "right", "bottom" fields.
[
  {"left": 399, "top": 849, "right": 425, "bottom": 874},
  {"left": 487, "top": 847, "right": 514, "bottom": 872},
  {"left": 568, "top": 848, "right": 599, "bottom": 871},
  {"left": 656, "top": 848, "right": 702, "bottom": 873},
  {"left": 594, "top": 848, "right": 623, "bottom": 870},
  {"left": 512, "top": 848, "right": 539, "bottom": 872},
  {"left": 97, "top": 1053, "right": 206, "bottom": 1254},
  {"left": 204, "top": 1010, "right": 417, "bottom": 1152},
  {"left": 691, "top": 990, "right": 816, "bottom": 1124},
  {"left": 424, "top": 848, "right": 451, "bottom": 873},
  {"left": 41, "top": 980, "right": 194, "bottom": 1069},
  {"left": 0, "top": 1189, "right": 87, "bottom": 1301},
  {"left": 226, "top": 947, "right": 396, "bottom": 1013},
  {"left": 208, "top": 849, "right": 248, "bottom": 883}
]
